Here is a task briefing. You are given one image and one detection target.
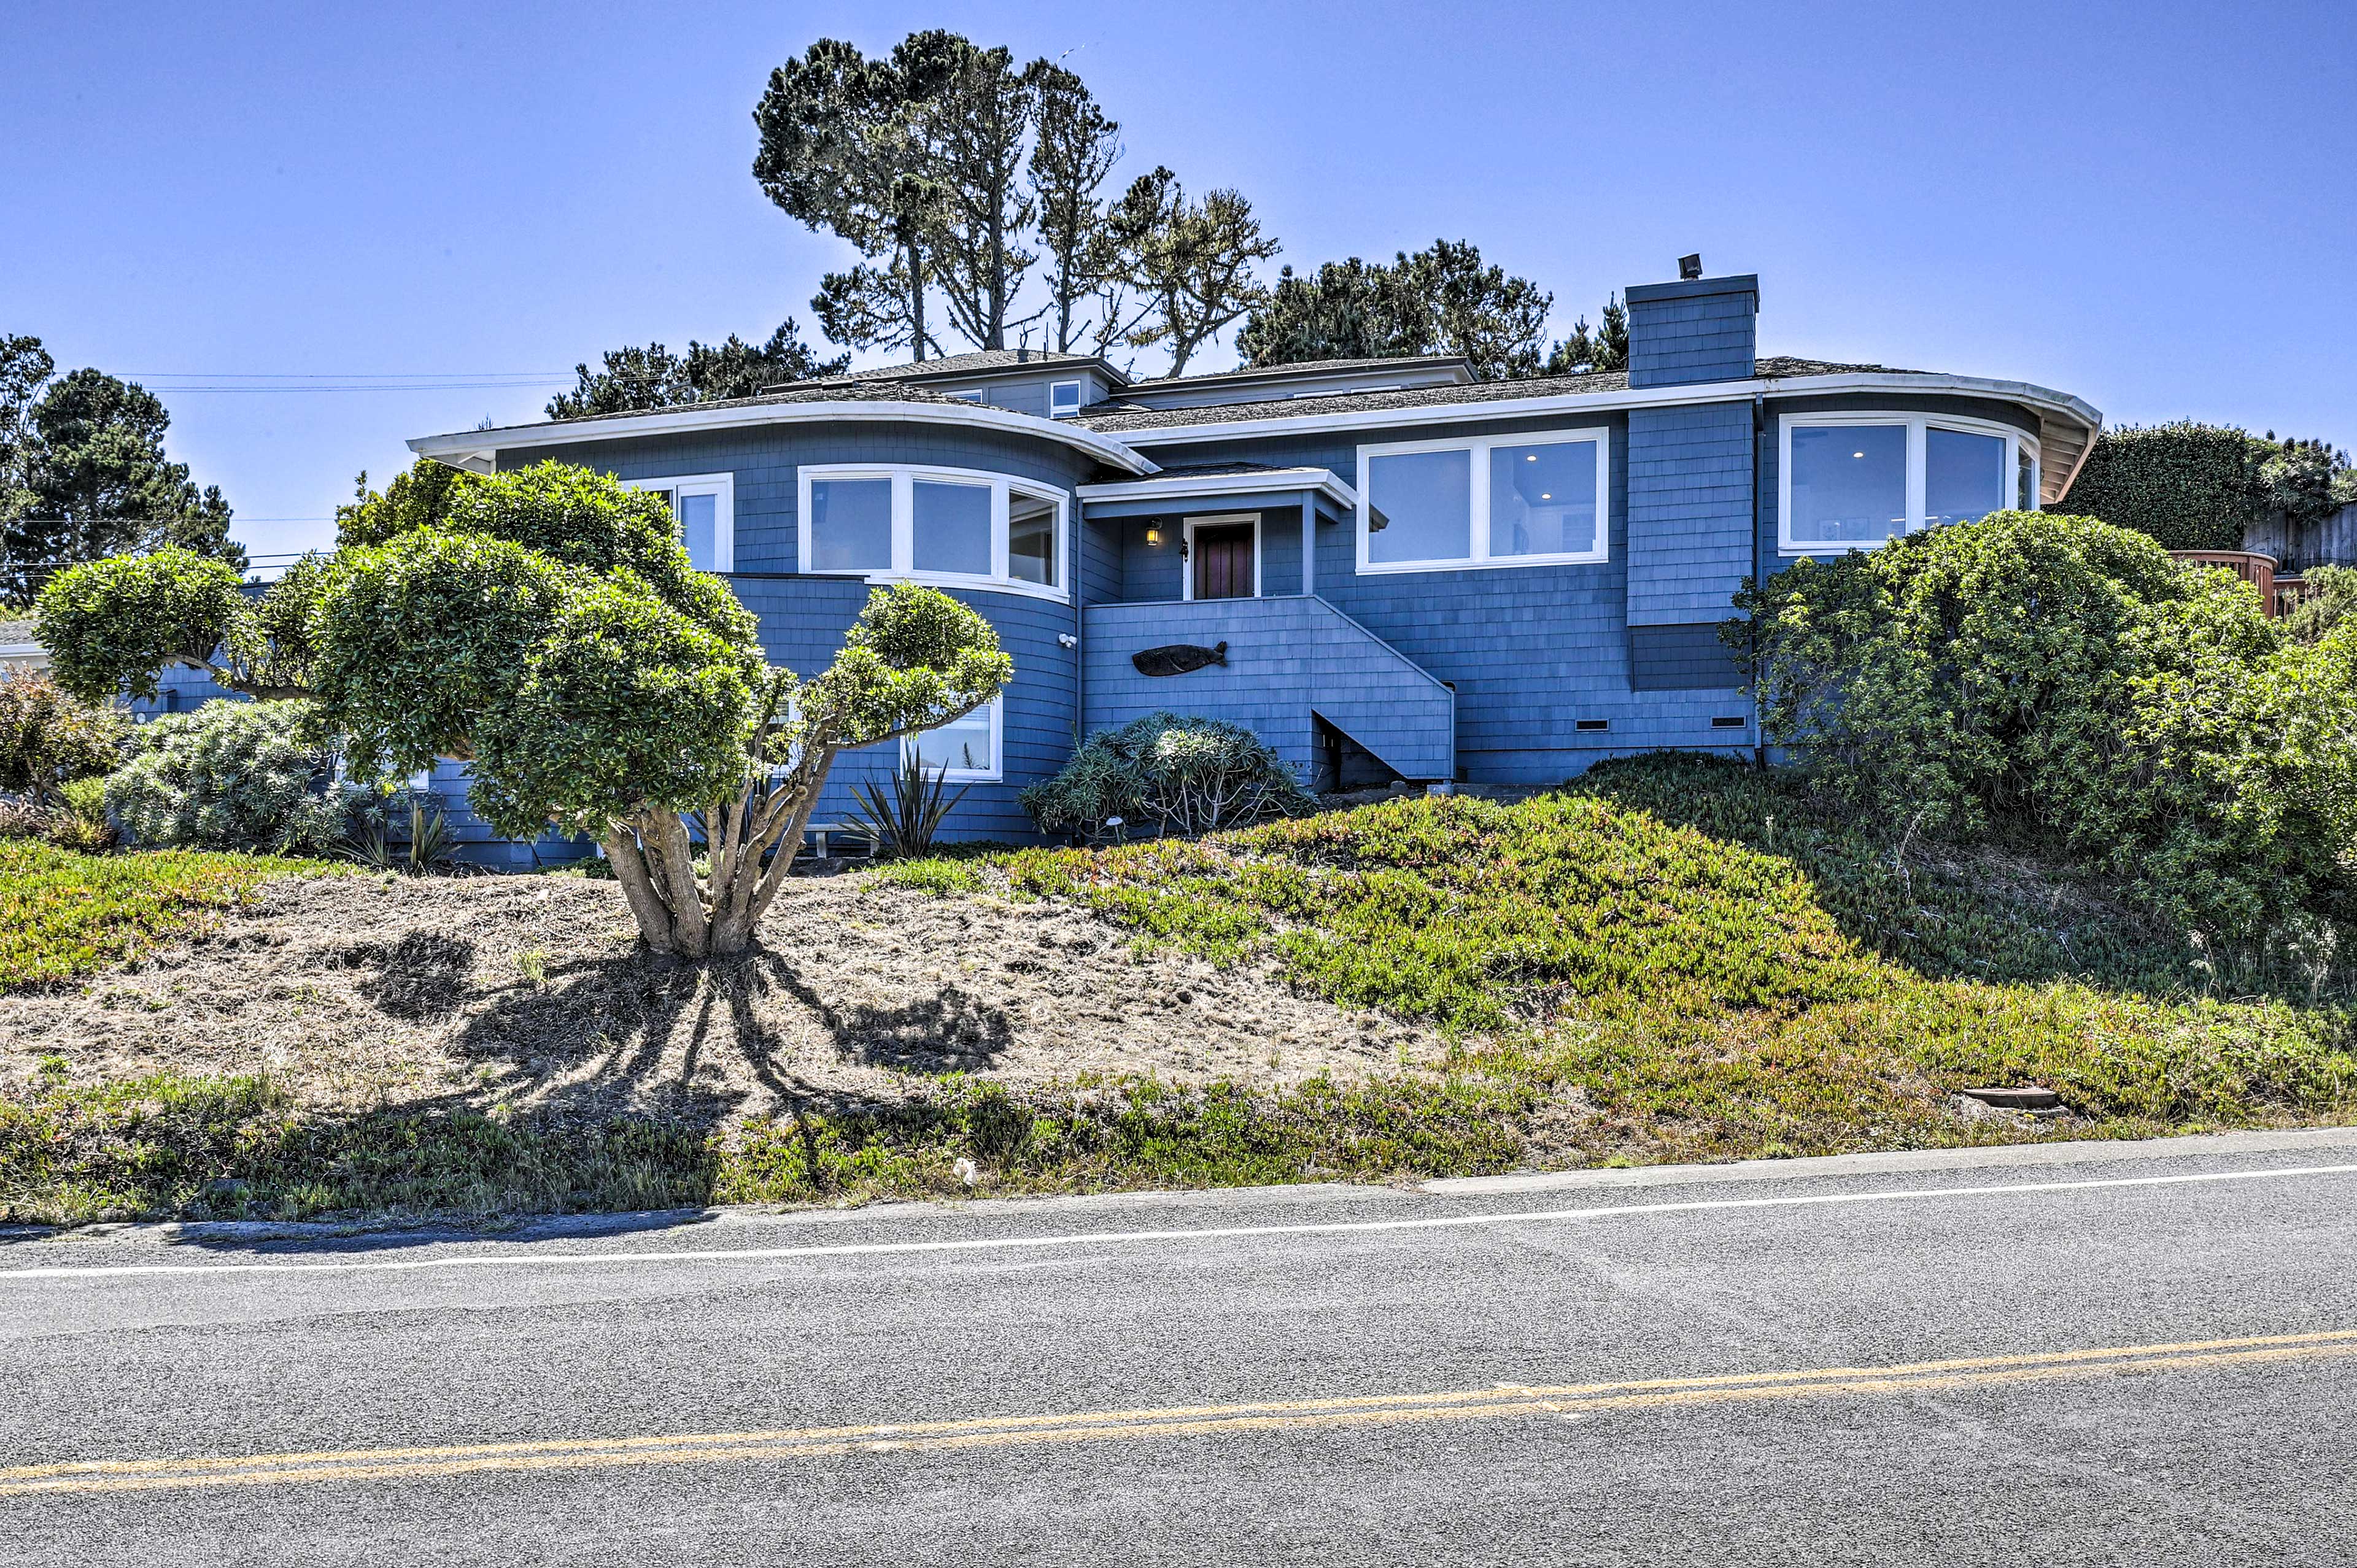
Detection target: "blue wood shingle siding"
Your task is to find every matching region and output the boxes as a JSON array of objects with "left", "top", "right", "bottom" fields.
[
  {"left": 1625, "top": 402, "right": 1754, "bottom": 627},
  {"left": 1121, "top": 412, "right": 1751, "bottom": 782},
  {"left": 498, "top": 423, "right": 1097, "bottom": 576},
  {"left": 1624, "top": 276, "right": 1759, "bottom": 388},
  {"left": 1083, "top": 597, "right": 1456, "bottom": 784}
]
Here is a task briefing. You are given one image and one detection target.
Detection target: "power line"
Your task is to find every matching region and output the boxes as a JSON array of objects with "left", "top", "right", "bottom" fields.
[{"left": 103, "top": 370, "right": 573, "bottom": 394}]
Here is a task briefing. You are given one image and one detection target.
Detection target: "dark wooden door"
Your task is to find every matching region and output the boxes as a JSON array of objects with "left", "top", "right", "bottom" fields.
[{"left": 1191, "top": 523, "right": 1255, "bottom": 600}]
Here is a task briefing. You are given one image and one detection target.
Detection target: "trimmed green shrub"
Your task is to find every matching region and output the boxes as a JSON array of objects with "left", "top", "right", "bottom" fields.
[
  {"left": 2062, "top": 421, "right": 2356, "bottom": 551},
  {"left": 0, "top": 670, "right": 127, "bottom": 806},
  {"left": 50, "top": 776, "right": 114, "bottom": 851},
  {"left": 1023, "top": 711, "right": 1314, "bottom": 838},
  {"left": 1736, "top": 510, "right": 2357, "bottom": 950},
  {"left": 105, "top": 698, "right": 348, "bottom": 854},
  {"left": 2286, "top": 564, "right": 2357, "bottom": 647}
]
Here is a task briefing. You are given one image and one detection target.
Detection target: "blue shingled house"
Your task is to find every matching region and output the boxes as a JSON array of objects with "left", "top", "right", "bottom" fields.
[{"left": 392, "top": 265, "right": 2100, "bottom": 862}]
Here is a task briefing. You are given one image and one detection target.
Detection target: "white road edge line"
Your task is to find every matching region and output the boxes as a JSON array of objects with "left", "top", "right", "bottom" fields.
[{"left": 7, "top": 1162, "right": 2356, "bottom": 1281}]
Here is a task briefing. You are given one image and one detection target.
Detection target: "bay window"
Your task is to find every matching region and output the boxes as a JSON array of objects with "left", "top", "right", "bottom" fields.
[
  {"left": 623, "top": 473, "right": 734, "bottom": 573},
  {"left": 1780, "top": 414, "right": 2038, "bottom": 554},
  {"left": 799, "top": 465, "right": 1067, "bottom": 597},
  {"left": 1357, "top": 427, "right": 1610, "bottom": 572}
]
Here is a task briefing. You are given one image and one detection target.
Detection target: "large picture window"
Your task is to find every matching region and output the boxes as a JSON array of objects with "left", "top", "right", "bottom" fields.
[
  {"left": 1780, "top": 414, "right": 2038, "bottom": 554},
  {"left": 1357, "top": 429, "right": 1609, "bottom": 573},
  {"left": 622, "top": 473, "right": 735, "bottom": 573},
  {"left": 799, "top": 465, "right": 1067, "bottom": 597}
]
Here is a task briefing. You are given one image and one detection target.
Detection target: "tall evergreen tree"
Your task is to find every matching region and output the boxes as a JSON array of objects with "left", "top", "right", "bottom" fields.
[
  {"left": 1026, "top": 63, "right": 1123, "bottom": 355},
  {"left": 1106, "top": 169, "right": 1280, "bottom": 377},
  {"left": 0, "top": 352, "right": 244, "bottom": 603},
  {"left": 1544, "top": 296, "right": 1628, "bottom": 376},
  {"left": 1240, "top": 243, "right": 1628, "bottom": 382},
  {"left": 549, "top": 320, "right": 848, "bottom": 419},
  {"left": 907, "top": 33, "right": 1040, "bottom": 351},
  {"left": 754, "top": 40, "right": 947, "bottom": 360}
]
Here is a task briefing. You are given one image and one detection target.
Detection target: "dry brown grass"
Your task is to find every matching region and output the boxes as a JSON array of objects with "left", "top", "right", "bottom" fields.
[{"left": 0, "top": 868, "right": 1446, "bottom": 1126}]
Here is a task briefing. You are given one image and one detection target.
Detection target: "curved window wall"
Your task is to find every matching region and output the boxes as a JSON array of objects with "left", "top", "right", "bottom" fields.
[
  {"left": 1779, "top": 413, "right": 2038, "bottom": 555},
  {"left": 799, "top": 464, "right": 1068, "bottom": 599}
]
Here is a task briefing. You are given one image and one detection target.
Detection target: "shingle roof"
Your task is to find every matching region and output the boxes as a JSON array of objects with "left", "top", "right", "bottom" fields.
[
  {"left": 858, "top": 348, "right": 1104, "bottom": 380},
  {"left": 1118, "top": 355, "right": 1472, "bottom": 392},
  {"left": 0, "top": 619, "right": 36, "bottom": 647},
  {"left": 518, "top": 378, "right": 981, "bottom": 434},
  {"left": 1074, "top": 355, "right": 1921, "bottom": 433}
]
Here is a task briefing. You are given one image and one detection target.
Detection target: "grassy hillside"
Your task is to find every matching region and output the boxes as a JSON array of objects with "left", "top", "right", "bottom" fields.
[
  {"left": 890, "top": 754, "right": 2357, "bottom": 1159},
  {"left": 7, "top": 755, "right": 2353, "bottom": 1227},
  {"left": 0, "top": 841, "right": 335, "bottom": 991}
]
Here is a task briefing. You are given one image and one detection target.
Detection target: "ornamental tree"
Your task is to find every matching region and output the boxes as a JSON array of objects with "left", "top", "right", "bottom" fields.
[{"left": 37, "top": 461, "right": 1011, "bottom": 958}]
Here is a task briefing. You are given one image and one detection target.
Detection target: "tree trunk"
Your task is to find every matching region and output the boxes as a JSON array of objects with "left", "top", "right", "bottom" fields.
[
  {"left": 905, "top": 234, "right": 928, "bottom": 362},
  {"left": 605, "top": 759, "right": 834, "bottom": 959}
]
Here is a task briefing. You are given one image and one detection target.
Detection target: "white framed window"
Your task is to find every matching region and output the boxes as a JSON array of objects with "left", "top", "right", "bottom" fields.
[
  {"left": 1048, "top": 379, "right": 1083, "bottom": 419},
  {"left": 1355, "top": 427, "right": 1610, "bottom": 573},
  {"left": 1779, "top": 413, "right": 2039, "bottom": 555},
  {"left": 904, "top": 697, "right": 1000, "bottom": 782},
  {"left": 622, "top": 472, "right": 735, "bottom": 573},
  {"left": 946, "top": 388, "right": 985, "bottom": 404},
  {"left": 798, "top": 464, "right": 1068, "bottom": 600}
]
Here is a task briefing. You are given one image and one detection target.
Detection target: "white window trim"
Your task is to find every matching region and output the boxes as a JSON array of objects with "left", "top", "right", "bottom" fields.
[
  {"left": 946, "top": 388, "right": 985, "bottom": 403},
  {"left": 1778, "top": 412, "right": 2040, "bottom": 557},
  {"left": 1180, "top": 512, "right": 1261, "bottom": 601},
  {"left": 902, "top": 695, "right": 1002, "bottom": 783},
  {"left": 1047, "top": 379, "right": 1083, "bottom": 419},
  {"left": 797, "top": 463, "right": 1070, "bottom": 602},
  {"left": 1354, "top": 427, "right": 1612, "bottom": 574},
  {"left": 621, "top": 472, "right": 735, "bottom": 572}
]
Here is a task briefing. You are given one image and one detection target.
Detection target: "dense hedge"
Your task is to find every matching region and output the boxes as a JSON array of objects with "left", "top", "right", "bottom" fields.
[
  {"left": 2062, "top": 421, "right": 2357, "bottom": 552},
  {"left": 1738, "top": 511, "right": 2357, "bottom": 958}
]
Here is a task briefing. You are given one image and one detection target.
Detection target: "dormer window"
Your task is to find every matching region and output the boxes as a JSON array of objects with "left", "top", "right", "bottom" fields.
[{"left": 1048, "top": 379, "right": 1083, "bottom": 419}]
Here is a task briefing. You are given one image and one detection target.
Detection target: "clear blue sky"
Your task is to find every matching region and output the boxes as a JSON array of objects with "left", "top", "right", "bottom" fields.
[{"left": 5, "top": 1, "right": 2351, "bottom": 563}]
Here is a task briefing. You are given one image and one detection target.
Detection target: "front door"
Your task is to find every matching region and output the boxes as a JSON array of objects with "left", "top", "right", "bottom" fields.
[{"left": 1191, "top": 522, "right": 1256, "bottom": 600}]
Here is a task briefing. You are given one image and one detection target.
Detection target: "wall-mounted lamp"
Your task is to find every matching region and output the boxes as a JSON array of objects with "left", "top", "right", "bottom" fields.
[{"left": 1144, "top": 525, "right": 1163, "bottom": 546}]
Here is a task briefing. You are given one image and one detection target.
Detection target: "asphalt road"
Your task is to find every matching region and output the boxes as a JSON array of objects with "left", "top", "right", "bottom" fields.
[{"left": 7, "top": 1129, "right": 2357, "bottom": 1566}]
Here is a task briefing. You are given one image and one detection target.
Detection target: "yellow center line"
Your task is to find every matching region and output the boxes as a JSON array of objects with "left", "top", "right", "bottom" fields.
[{"left": 10, "top": 1329, "right": 2354, "bottom": 1497}]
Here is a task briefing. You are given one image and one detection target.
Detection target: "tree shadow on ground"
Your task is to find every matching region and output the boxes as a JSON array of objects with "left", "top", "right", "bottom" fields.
[
  {"left": 344, "top": 932, "right": 477, "bottom": 1021},
  {"left": 436, "top": 942, "right": 1017, "bottom": 1128}
]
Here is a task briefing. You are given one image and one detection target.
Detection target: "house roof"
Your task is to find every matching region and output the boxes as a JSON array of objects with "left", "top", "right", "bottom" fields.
[
  {"left": 408, "top": 378, "right": 1156, "bottom": 476},
  {"left": 1074, "top": 462, "right": 1360, "bottom": 514},
  {"left": 1117, "top": 355, "right": 1476, "bottom": 395},
  {"left": 0, "top": 618, "right": 36, "bottom": 649},
  {"left": 1074, "top": 356, "right": 1911, "bottom": 434},
  {"left": 794, "top": 348, "right": 1130, "bottom": 391}
]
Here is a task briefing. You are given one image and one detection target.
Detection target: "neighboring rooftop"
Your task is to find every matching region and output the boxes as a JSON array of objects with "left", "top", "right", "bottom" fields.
[
  {"left": 0, "top": 619, "right": 36, "bottom": 649},
  {"left": 776, "top": 348, "right": 1130, "bottom": 394}
]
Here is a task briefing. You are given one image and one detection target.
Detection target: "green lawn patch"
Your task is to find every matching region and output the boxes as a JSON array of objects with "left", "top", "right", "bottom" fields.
[{"left": 0, "top": 841, "right": 335, "bottom": 992}]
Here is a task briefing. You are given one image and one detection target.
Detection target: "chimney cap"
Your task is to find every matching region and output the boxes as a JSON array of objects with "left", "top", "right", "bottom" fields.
[{"left": 1678, "top": 253, "right": 1703, "bottom": 280}]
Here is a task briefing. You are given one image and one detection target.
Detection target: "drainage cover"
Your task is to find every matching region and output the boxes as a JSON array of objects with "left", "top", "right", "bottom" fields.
[{"left": 1959, "top": 1086, "right": 2064, "bottom": 1111}]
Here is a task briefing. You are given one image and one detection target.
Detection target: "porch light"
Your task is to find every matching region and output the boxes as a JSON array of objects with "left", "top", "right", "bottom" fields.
[{"left": 1145, "top": 525, "right": 1163, "bottom": 546}]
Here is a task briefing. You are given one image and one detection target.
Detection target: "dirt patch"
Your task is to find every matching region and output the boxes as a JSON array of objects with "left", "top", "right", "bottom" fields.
[{"left": 0, "top": 871, "right": 1443, "bottom": 1124}]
